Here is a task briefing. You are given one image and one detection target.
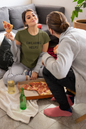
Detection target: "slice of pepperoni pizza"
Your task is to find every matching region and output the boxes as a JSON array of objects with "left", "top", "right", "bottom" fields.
[
  {"left": 53, "top": 44, "right": 59, "bottom": 54},
  {"left": 29, "top": 81, "right": 52, "bottom": 95},
  {"left": 18, "top": 84, "right": 33, "bottom": 91},
  {"left": 37, "top": 82, "right": 51, "bottom": 95},
  {"left": 2, "top": 20, "right": 13, "bottom": 33},
  {"left": 29, "top": 82, "right": 40, "bottom": 91}
]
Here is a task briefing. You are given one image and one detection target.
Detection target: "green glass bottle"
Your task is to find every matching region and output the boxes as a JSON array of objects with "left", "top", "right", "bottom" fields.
[{"left": 20, "top": 88, "right": 26, "bottom": 110}]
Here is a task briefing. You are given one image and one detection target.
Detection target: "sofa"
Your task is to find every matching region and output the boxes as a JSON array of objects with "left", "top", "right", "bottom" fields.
[{"left": 0, "top": 3, "right": 65, "bottom": 47}]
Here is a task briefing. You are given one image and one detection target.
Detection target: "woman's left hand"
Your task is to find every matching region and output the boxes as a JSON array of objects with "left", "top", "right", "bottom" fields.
[{"left": 30, "top": 72, "right": 38, "bottom": 80}]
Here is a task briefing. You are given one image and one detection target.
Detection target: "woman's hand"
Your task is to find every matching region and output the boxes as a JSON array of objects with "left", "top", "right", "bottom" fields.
[
  {"left": 30, "top": 72, "right": 38, "bottom": 80},
  {"left": 4, "top": 32, "right": 14, "bottom": 41}
]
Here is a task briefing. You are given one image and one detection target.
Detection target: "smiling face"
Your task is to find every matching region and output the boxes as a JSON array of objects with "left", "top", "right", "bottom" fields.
[{"left": 25, "top": 11, "right": 38, "bottom": 27}]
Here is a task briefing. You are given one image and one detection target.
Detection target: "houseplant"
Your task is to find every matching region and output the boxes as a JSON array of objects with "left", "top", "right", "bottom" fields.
[{"left": 71, "top": 0, "right": 86, "bottom": 30}]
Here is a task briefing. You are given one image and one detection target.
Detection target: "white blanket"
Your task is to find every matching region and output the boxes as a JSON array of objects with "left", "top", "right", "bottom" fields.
[{"left": 0, "top": 79, "right": 38, "bottom": 123}]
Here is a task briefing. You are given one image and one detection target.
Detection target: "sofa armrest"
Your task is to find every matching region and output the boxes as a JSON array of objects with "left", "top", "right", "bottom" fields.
[{"left": 36, "top": 5, "right": 65, "bottom": 24}]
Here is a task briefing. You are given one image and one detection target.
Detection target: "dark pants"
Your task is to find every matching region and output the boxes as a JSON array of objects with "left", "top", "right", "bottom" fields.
[{"left": 43, "top": 67, "right": 76, "bottom": 111}]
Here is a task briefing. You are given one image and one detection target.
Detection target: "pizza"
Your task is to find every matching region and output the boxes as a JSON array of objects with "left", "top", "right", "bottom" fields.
[
  {"left": 29, "top": 81, "right": 52, "bottom": 95},
  {"left": 18, "top": 81, "right": 52, "bottom": 95},
  {"left": 2, "top": 20, "right": 13, "bottom": 33},
  {"left": 18, "top": 84, "right": 33, "bottom": 91},
  {"left": 53, "top": 44, "right": 59, "bottom": 54}
]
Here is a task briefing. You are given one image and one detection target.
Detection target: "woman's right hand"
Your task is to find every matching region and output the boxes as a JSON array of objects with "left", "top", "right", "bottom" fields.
[{"left": 4, "top": 32, "right": 14, "bottom": 41}]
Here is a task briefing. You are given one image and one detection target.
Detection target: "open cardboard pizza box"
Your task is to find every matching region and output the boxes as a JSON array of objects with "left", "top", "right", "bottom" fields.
[{"left": 17, "top": 78, "right": 53, "bottom": 100}]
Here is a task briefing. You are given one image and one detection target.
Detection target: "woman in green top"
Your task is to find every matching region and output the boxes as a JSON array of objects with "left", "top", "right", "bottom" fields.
[{"left": 3, "top": 9, "right": 50, "bottom": 85}]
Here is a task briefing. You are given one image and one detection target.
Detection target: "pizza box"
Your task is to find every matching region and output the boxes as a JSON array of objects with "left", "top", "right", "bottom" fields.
[{"left": 17, "top": 78, "right": 53, "bottom": 100}]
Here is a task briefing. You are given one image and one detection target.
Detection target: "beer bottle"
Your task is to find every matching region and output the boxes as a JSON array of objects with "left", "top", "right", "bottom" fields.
[{"left": 20, "top": 88, "right": 26, "bottom": 110}]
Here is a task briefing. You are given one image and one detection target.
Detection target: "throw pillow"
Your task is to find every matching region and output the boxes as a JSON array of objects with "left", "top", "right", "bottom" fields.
[
  {"left": 37, "top": 24, "right": 42, "bottom": 29},
  {"left": 47, "top": 47, "right": 57, "bottom": 59},
  {"left": 0, "top": 7, "right": 10, "bottom": 31}
]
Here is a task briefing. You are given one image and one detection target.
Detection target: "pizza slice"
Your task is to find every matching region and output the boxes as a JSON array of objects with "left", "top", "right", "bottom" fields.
[
  {"left": 37, "top": 83, "right": 52, "bottom": 95},
  {"left": 2, "top": 20, "right": 13, "bottom": 33},
  {"left": 29, "top": 82, "right": 41, "bottom": 91},
  {"left": 53, "top": 44, "right": 59, "bottom": 54},
  {"left": 18, "top": 84, "right": 33, "bottom": 91},
  {"left": 29, "top": 81, "right": 52, "bottom": 95}
]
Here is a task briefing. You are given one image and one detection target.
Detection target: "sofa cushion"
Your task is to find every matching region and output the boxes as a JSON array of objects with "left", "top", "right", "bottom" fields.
[
  {"left": 9, "top": 4, "right": 36, "bottom": 29},
  {"left": 36, "top": 5, "right": 65, "bottom": 24},
  {"left": 0, "top": 7, "right": 10, "bottom": 31}
]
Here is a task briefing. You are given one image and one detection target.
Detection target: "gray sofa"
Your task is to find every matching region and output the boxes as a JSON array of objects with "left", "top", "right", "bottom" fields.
[{"left": 0, "top": 3, "right": 65, "bottom": 47}]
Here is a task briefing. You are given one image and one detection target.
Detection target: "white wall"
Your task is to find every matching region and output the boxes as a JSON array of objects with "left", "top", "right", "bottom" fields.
[
  {"left": 0, "top": 0, "right": 31, "bottom": 7},
  {"left": 32, "top": 0, "right": 86, "bottom": 26}
]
